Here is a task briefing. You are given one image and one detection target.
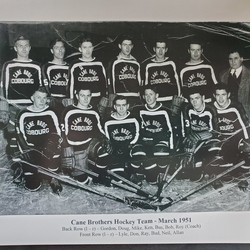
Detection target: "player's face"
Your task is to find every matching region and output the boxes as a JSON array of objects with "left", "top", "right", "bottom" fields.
[
  {"left": 51, "top": 41, "right": 65, "bottom": 60},
  {"left": 76, "top": 90, "right": 92, "bottom": 108},
  {"left": 214, "top": 89, "right": 230, "bottom": 108},
  {"left": 79, "top": 42, "right": 93, "bottom": 60},
  {"left": 14, "top": 40, "right": 31, "bottom": 59},
  {"left": 119, "top": 40, "right": 133, "bottom": 57},
  {"left": 32, "top": 91, "right": 48, "bottom": 110},
  {"left": 154, "top": 42, "right": 167, "bottom": 61},
  {"left": 229, "top": 52, "right": 243, "bottom": 69},
  {"left": 144, "top": 89, "right": 159, "bottom": 107},
  {"left": 188, "top": 44, "right": 203, "bottom": 63},
  {"left": 189, "top": 93, "right": 204, "bottom": 112},
  {"left": 114, "top": 99, "right": 129, "bottom": 118}
]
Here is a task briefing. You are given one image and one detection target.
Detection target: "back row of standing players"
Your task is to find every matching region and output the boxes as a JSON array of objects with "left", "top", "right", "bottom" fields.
[{"left": 1, "top": 34, "right": 250, "bottom": 191}]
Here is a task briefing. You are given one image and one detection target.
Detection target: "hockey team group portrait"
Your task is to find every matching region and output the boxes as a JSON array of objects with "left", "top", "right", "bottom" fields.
[{"left": 1, "top": 21, "right": 250, "bottom": 215}]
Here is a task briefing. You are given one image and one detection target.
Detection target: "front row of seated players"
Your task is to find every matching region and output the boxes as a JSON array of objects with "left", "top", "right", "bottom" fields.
[
  {"left": 12, "top": 83, "right": 250, "bottom": 193},
  {"left": 180, "top": 84, "right": 250, "bottom": 182}
]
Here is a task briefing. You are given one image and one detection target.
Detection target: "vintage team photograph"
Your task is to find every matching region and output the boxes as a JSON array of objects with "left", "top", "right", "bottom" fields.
[{"left": 0, "top": 21, "right": 250, "bottom": 215}]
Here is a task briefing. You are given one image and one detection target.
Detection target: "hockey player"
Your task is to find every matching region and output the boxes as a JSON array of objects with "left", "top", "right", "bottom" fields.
[
  {"left": 130, "top": 86, "right": 174, "bottom": 184},
  {"left": 181, "top": 87, "right": 219, "bottom": 182},
  {"left": 68, "top": 37, "right": 107, "bottom": 111},
  {"left": 179, "top": 40, "right": 218, "bottom": 103},
  {"left": 0, "top": 35, "right": 43, "bottom": 156},
  {"left": 42, "top": 38, "right": 69, "bottom": 112},
  {"left": 140, "top": 38, "right": 180, "bottom": 107},
  {"left": 15, "top": 87, "right": 62, "bottom": 192},
  {"left": 1, "top": 35, "right": 43, "bottom": 106},
  {"left": 91, "top": 95, "right": 140, "bottom": 181},
  {"left": 61, "top": 85, "right": 110, "bottom": 183},
  {"left": 210, "top": 83, "right": 250, "bottom": 179},
  {"left": 107, "top": 35, "right": 142, "bottom": 108}
]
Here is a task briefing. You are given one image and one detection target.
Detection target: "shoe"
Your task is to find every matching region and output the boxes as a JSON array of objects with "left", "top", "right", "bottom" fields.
[
  {"left": 221, "top": 174, "right": 234, "bottom": 183},
  {"left": 190, "top": 170, "right": 204, "bottom": 182},
  {"left": 24, "top": 173, "right": 41, "bottom": 191},
  {"left": 50, "top": 178, "right": 62, "bottom": 193}
]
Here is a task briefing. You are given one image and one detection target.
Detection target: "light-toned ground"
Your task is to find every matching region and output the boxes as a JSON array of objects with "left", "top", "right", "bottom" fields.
[{"left": 0, "top": 130, "right": 250, "bottom": 215}]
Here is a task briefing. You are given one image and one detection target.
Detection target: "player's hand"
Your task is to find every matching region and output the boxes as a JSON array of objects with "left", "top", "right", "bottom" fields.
[
  {"left": 102, "top": 137, "right": 113, "bottom": 154},
  {"left": 183, "top": 133, "right": 200, "bottom": 149},
  {"left": 171, "top": 95, "right": 185, "bottom": 116},
  {"left": 43, "top": 134, "right": 62, "bottom": 159}
]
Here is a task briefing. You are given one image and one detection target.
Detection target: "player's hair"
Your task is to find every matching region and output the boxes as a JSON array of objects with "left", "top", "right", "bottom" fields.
[
  {"left": 153, "top": 38, "right": 167, "bottom": 47},
  {"left": 75, "top": 86, "right": 92, "bottom": 95},
  {"left": 49, "top": 38, "right": 65, "bottom": 49},
  {"left": 31, "top": 86, "right": 48, "bottom": 97},
  {"left": 142, "top": 85, "right": 158, "bottom": 95},
  {"left": 79, "top": 37, "right": 93, "bottom": 47},
  {"left": 14, "top": 35, "right": 30, "bottom": 46},
  {"left": 213, "top": 83, "right": 230, "bottom": 94},
  {"left": 113, "top": 95, "right": 128, "bottom": 105},
  {"left": 118, "top": 35, "right": 133, "bottom": 45},
  {"left": 187, "top": 86, "right": 205, "bottom": 97},
  {"left": 188, "top": 38, "right": 203, "bottom": 49}
]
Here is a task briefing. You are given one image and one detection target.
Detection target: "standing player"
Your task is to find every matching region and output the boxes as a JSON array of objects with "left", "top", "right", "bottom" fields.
[
  {"left": 219, "top": 48, "right": 250, "bottom": 118},
  {"left": 179, "top": 40, "right": 218, "bottom": 102},
  {"left": 15, "top": 87, "right": 62, "bottom": 192},
  {"left": 107, "top": 35, "right": 142, "bottom": 108},
  {"left": 181, "top": 87, "right": 219, "bottom": 181},
  {"left": 92, "top": 95, "right": 140, "bottom": 180},
  {"left": 61, "top": 86, "right": 109, "bottom": 183},
  {"left": 42, "top": 38, "right": 69, "bottom": 112},
  {"left": 141, "top": 39, "right": 180, "bottom": 107},
  {"left": 68, "top": 37, "right": 107, "bottom": 111},
  {"left": 130, "top": 86, "right": 173, "bottom": 184},
  {"left": 0, "top": 36, "right": 43, "bottom": 156},
  {"left": 210, "top": 83, "right": 250, "bottom": 178}
]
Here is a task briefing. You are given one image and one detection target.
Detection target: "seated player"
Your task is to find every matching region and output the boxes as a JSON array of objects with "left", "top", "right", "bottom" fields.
[
  {"left": 61, "top": 85, "right": 110, "bottom": 183},
  {"left": 15, "top": 87, "right": 62, "bottom": 192},
  {"left": 130, "top": 86, "right": 174, "bottom": 184},
  {"left": 91, "top": 95, "right": 140, "bottom": 181},
  {"left": 181, "top": 87, "right": 219, "bottom": 182},
  {"left": 209, "top": 83, "right": 250, "bottom": 179}
]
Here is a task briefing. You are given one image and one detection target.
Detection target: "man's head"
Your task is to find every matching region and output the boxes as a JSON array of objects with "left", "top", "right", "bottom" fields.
[
  {"left": 118, "top": 35, "right": 134, "bottom": 58},
  {"left": 153, "top": 40, "right": 167, "bottom": 62},
  {"left": 188, "top": 41, "right": 203, "bottom": 63},
  {"left": 31, "top": 87, "right": 48, "bottom": 111},
  {"left": 188, "top": 87, "right": 205, "bottom": 112},
  {"left": 50, "top": 38, "right": 65, "bottom": 61},
  {"left": 75, "top": 87, "right": 92, "bottom": 109},
  {"left": 14, "top": 36, "right": 31, "bottom": 60},
  {"left": 228, "top": 49, "right": 243, "bottom": 70},
  {"left": 79, "top": 37, "right": 94, "bottom": 60},
  {"left": 113, "top": 95, "right": 129, "bottom": 118},
  {"left": 143, "top": 86, "right": 159, "bottom": 107},
  {"left": 213, "top": 83, "right": 230, "bottom": 109}
]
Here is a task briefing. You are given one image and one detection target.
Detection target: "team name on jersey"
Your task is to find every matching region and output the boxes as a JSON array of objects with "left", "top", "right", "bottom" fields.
[
  {"left": 150, "top": 70, "right": 170, "bottom": 85},
  {"left": 12, "top": 69, "right": 34, "bottom": 84},
  {"left": 119, "top": 65, "right": 137, "bottom": 80}
]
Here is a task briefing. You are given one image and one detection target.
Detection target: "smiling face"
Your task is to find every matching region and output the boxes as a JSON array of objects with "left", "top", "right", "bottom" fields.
[
  {"left": 229, "top": 52, "right": 243, "bottom": 70},
  {"left": 188, "top": 44, "right": 203, "bottom": 63},
  {"left": 214, "top": 89, "right": 230, "bottom": 108},
  {"left": 79, "top": 41, "right": 93, "bottom": 60},
  {"left": 144, "top": 89, "right": 159, "bottom": 107},
  {"left": 154, "top": 42, "right": 167, "bottom": 61},
  {"left": 114, "top": 99, "right": 129, "bottom": 118},
  {"left": 189, "top": 93, "right": 205, "bottom": 112},
  {"left": 14, "top": 39, "right": 31, "bottom": 60},
  {"left": 31, "top": 91, "right": 48, "bottom": 111},
  {"left": 76, "top": 89, "right": 92, "bottom": 109}
]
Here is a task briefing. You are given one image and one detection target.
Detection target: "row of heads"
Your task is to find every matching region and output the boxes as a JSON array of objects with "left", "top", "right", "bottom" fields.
[{"left": 14, "top": 35, "right": 245, "bottom": 58}]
